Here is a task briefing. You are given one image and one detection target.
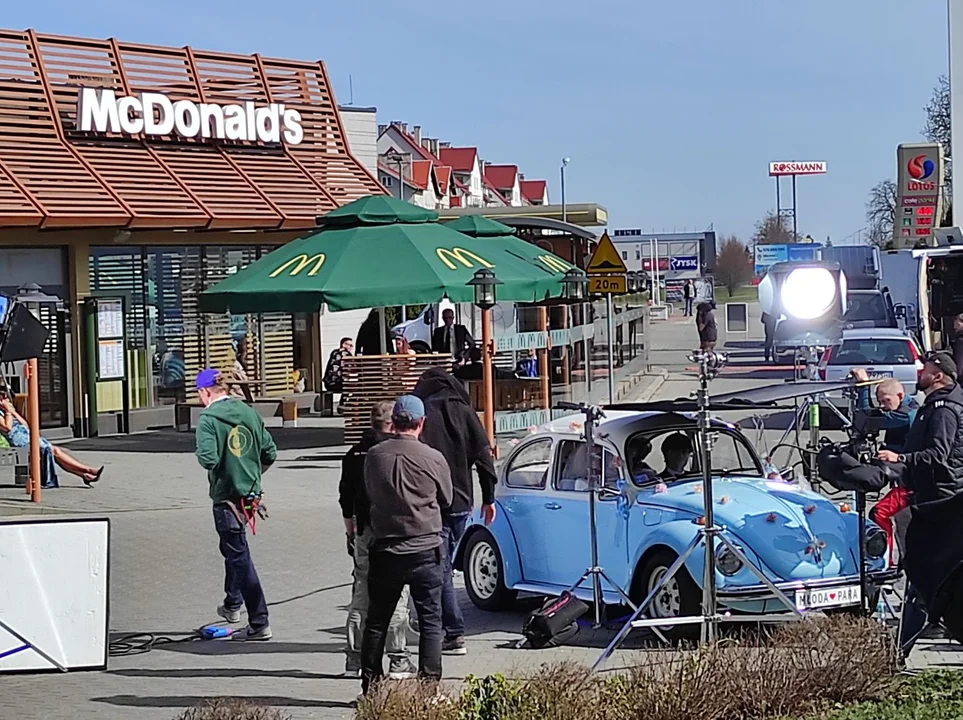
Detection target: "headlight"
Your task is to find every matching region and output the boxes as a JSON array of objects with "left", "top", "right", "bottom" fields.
[
  {"left": 781, "top": 267, "right": 838, "bottom": 320},
  {"left": 716, "top": 544, "right": 744, "bottom": 576},
  {"left": 865, "top": 528, "right": 888, "bottom": 559}
]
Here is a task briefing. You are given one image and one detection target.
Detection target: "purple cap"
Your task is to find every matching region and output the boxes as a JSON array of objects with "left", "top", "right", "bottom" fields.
[{"left": 195, "top": 368, "right": 221, "bottom": 390}]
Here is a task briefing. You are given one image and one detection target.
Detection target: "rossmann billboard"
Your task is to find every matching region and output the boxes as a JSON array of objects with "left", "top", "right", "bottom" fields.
[{"left": 894, "top": 143, "right": 944, "bottom": 249}]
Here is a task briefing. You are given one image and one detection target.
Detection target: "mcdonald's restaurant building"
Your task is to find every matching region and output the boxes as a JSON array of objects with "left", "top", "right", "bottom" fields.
[{"left": 0, "top": 28, "right": 382, "bottom": 435}]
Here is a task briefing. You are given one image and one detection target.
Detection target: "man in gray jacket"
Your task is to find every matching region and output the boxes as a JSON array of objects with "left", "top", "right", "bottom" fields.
[{"left": 361, "top": 395, "right": 453, "bottom": 694}]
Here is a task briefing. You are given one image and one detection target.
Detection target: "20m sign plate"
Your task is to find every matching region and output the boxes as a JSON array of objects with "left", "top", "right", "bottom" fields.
[{"left": 589, "top": 275, "right": 626, "bottom": 294}]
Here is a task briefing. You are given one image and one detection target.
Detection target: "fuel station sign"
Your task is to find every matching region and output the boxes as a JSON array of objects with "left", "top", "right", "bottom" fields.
[{"left": 895, "top": 142, "right": 944, "bottom": 249}]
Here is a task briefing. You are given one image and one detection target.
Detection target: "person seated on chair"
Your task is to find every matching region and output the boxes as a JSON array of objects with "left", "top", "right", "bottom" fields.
[
  {"left": 659, "top": 433, "right": 694, "bottom": 482},
  {"left": 626, "top": 436, "right": 658, "bottom": 483}
]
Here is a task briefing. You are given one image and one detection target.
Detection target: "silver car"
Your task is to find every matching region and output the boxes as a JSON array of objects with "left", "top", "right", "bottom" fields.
[{"left": 818, "top": 327, "right": 922, "bottom": 398}]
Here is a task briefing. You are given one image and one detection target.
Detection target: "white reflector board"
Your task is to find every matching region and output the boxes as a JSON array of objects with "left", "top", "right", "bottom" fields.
[{"left": 0, "top": 517, "right": 109, "bottom": 673}]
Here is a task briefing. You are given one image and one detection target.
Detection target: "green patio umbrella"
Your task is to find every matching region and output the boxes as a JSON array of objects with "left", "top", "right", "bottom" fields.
[
  {"left": 198, "top": 196, "right": 564, "bottom": 314},
  {"left": 443, "top": 215, "right": 575, "bottom": 280}
]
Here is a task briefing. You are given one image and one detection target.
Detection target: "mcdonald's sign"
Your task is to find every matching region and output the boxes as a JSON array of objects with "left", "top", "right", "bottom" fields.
[
  {"left": 269, "top": 253, "right": 326, "bottom": 278},
  {"left": 537, "top": 254, "right": 571, "bottom": 273},
  {"left": 435, "top": 247, "right": 495, "bottom": 271}
]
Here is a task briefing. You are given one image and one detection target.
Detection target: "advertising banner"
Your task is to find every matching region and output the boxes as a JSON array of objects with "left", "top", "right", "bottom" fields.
[
  {"left": 753, "top": 244, "right": 788, "bottom": 275},
  {"left": 669, "top": 256, "right": 699, "bottom": 272}
]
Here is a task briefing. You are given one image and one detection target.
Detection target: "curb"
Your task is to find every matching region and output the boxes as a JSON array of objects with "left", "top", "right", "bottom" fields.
[{"left": 635, "top": 367, "right": 669, "bottom": 403}]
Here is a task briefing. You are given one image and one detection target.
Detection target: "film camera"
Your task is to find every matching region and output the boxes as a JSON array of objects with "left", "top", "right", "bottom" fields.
[{"left": 816, "top": 408, "right": 901, "bottom": 494}]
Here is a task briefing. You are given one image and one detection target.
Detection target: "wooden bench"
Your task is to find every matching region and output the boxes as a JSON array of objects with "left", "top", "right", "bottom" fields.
[{"left": 467, "top": 378, "right": 545, "bottom": 413}]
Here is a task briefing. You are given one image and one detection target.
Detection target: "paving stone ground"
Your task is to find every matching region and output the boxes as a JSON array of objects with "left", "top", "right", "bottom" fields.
[{"left": 0, "top": 311, "right": 957, "bottom": 720}]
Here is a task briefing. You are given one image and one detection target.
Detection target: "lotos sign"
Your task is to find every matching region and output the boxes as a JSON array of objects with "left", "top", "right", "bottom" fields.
[
  {"left": 768, "top": 161, "right": 827, "bottom": 176},
  {"left": 76, "top": 87, "right": 304, "bottom": 145}
]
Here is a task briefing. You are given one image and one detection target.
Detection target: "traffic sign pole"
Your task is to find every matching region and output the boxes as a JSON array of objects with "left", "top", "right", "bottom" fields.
[{"left": 606, "top": 294, "right": 615, "bottom": 404}]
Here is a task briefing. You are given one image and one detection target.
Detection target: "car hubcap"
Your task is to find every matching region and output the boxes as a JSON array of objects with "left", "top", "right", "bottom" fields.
[
  {"left": 469, "top": 542, "right": 498, "bottom": 600},
  {"left": 648, "top": 565, "right": 682, "bottom": 618}
]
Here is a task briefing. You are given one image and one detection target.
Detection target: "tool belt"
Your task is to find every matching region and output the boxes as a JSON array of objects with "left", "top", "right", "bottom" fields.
[{"left": 222, "top": 493, "right": 268, "bottom": 535}]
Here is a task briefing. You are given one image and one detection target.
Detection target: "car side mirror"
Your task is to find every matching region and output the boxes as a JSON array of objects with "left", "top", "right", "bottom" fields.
[{"left": 894, "top": 304, "right": 907, "bottom": 319}]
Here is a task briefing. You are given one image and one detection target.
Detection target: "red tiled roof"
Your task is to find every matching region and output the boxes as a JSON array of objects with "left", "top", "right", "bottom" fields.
[
  {"left": 377, "top": 161, "right": 428, "bottom": 191},
  {"left": 410, "top": 160, "right": 433, "bottom": 192},
  {"left": 484, "top": 164, "right": 518, "bottom": 191},
  {"left": 387, "top": 124, "right": 437, "bottom": 162},
  {"left": 482, "top": 175, "right": 509, "bottom": 206},
  {"left": 520, "top": 179, "right": 548, "bottom": 204},
  {"left": 435, "top": 166, "right": 451, "bottom": 195},
  {"left": 439, "top": 147, "right": 477, "bottom": 173}
]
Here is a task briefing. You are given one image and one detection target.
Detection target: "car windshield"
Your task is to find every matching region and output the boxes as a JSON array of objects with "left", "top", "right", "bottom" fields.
[
  {"left": 828, "top": 339, "right": 914, "bottom": 365},
  {"left": 625, "top": 428, "right": 762, "bottom": 485},
  {"left": 844, "top": 294, "right": 888, "bottom": 322}
]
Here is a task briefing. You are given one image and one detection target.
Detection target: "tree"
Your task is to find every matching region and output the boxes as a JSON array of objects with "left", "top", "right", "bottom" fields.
[
  {"left": 922, "top": 75, "right": 952, "bottom": 224},
  {"left": 752, "top": 211, "right": 796, "bottom": 245},
  {"left": 865, "top": 179, "right": 897, "bottom": 248},
  {"left": 715, "top": 236, "right": 753, "bottom": 296}
]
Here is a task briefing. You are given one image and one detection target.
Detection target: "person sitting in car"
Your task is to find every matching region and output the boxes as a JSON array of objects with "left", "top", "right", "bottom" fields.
[
  {"left": 658, "top": 433, "right": 694, "bottom": 482},
  {"left": 626, "top": 436, "right": 658, "bottom": 483}
]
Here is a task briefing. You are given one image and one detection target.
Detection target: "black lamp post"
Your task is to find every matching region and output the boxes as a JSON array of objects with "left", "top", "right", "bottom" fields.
[
  {"left": 467, "top": 268, "right": 502, "bottom": 449},
  {"left": 562, "top": 268, "right": 587, "bottom": 302}
]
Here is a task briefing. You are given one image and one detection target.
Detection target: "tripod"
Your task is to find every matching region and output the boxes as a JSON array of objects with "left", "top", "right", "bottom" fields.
[
  {"left": 593, "top": 351, "right": 803, "bottom": 671},
  {"left": 558, "top": 402, "right": 637, "bottom": 628}
]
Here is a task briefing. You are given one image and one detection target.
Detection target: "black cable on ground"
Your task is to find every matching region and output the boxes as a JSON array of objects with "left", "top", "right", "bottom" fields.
[{"left": 108, "top": 631, "right": 199, "bottom": 657}]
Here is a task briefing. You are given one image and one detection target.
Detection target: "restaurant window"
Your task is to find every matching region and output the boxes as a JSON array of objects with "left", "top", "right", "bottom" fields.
[{"left": 90, "top": 245, "right": 296, "bottom": 408}]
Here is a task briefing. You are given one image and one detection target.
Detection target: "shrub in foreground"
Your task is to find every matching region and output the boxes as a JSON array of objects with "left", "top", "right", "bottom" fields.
[
  {"left": 357, "top": 616, "right": 899, "bottom": 720},
  {"left": 173, "top": 698, "right": 291, "bottom": 720}
]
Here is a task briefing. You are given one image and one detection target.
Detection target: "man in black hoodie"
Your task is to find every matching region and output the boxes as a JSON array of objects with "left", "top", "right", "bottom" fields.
[
  {"left": 339, "top": 400, "right": 414, "bottom": 679},
  {"left": 877, "top": 351, "right": 963, "bottom": 655},
  {"left": 413, "top": 368, "right": 497, "bottom": 656}
]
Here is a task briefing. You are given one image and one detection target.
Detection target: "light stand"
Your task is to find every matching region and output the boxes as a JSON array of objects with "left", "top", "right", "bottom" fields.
[
  {"left": 557, "top": 401, "right": 637, "bottom": 628},
  {"left": 593, "top": 350, "right": 803, "bottom": 671}
]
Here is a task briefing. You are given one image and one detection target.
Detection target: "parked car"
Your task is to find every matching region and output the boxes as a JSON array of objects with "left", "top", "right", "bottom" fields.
[
  {"left": 818, "top": 328, "right": 922, "bottom": 399},
  {"left": 841, "top": 289, "right": 898, "bottom": 330},
  {"left": 455, "top": 411, "right": 891, "bottom": 637}
]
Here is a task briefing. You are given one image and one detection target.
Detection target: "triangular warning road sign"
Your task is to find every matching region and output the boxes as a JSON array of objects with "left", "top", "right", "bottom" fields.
[{"left": 586, "top": 231, "right": 628, "bottom": 274}]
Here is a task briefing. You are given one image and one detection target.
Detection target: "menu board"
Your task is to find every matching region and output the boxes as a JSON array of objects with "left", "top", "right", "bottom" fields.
[
  {"left": 96, "top": 299, "right": 124, "bottom": 339},
  {"left": 97, "top": 339, "right": 125, "bottom": 380}
]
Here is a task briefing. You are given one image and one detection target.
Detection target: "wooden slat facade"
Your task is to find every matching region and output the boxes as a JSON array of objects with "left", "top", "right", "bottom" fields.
[
  {"left": 341, "top": 355, "right": 452, "bottom": 445},
  {"left": 0, "top": 29, "right": 382, "bottom": 229}
]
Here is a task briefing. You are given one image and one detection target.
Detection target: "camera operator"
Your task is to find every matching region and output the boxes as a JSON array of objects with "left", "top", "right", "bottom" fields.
[
  {"left": 851, "top": 370, "right": 918, "bottom": 562},
  {"left": 875, "top": 352, "right": 963, "bottom": 655}
]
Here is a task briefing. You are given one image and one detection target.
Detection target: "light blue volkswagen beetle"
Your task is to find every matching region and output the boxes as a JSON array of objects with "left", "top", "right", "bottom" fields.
[{"left": 455, "top": 410, "right": 892, "bottom": 638}]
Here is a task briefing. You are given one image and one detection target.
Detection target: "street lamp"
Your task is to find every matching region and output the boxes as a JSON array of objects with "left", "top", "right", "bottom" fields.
[
  {"left": 467, "top": 268, "right": 501, "bottom": 309},
  {"left": 562, "top": 268, "right": 588, "bottom": 302},
  {"left": 560, "top": 157, "right": 571, "bottom": 224},
  {"left": 468, "top": 268, "right": 503, "bottom": 449}
]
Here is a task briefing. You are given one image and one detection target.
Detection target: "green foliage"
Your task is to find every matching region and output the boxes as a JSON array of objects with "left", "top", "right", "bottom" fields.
[{"left": 172, "top": 699, "right": 291, "bottom": 720}]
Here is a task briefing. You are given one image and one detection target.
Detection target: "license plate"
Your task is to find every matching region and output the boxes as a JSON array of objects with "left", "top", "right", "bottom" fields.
[
  {"left": 795, "top": 584, "right": 861, "bottom": 610},
  {"left": 868, "top": 371, "right": 893, "bottom": 378}
]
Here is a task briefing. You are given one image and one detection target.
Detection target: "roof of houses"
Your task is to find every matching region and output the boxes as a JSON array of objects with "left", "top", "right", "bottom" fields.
[
  {"left": 439, "top": 147, "right": 478, "bottom": 173},
  {"left": 520, "top": 179, "right": 548, "bottom": 204},
  {"left": 483, "top": 164, "right": 518, "bottom": 191},
  {"left": 435, "top": 166, "right": 452, "bottom": 195},
  {"left": 482, "top": 175, "right": 509, "bottom": 206},
  {"left": 377, "top": 161, "right": 429, "bottom": 191},
  {"left": 410, "top": 160, "right": 433, "bottom": 192}
]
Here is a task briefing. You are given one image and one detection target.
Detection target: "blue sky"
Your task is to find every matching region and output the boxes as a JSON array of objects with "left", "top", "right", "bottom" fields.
[{"left": 6, "top": 0, "right": 950, "bottom": 244}]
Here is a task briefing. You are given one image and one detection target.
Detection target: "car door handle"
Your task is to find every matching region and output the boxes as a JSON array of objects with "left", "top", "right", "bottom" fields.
[{"left": 544, "top": 502, "right": 562, "bottom": 510}]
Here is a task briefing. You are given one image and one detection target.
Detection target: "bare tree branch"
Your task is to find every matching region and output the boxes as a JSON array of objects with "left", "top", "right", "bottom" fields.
[
  {"left": 716, "top": 235, "right": 753, "bottom": 295},
  {"left": 752, "top": 211, "right": 796, "bottom": 245},
  {"left": 865, "top": 179, "right": 896, "bottom": 249},
  {"left": 923, "top": 75, "right": 953, "bottom": 222}
]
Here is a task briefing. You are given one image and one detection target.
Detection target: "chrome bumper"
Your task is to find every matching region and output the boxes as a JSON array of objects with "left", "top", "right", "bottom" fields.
[{"left": 717, "top": 568, "right": 901, "bottom": 602}]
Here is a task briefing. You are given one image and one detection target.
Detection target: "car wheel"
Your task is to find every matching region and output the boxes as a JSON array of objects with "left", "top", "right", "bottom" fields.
[
  {"left": 636, "top": 549, "right": 702, "bottom": 640},
  {"left": 463, "top": 530, "right": 517, "bottom": 612},
  {"left": 410, "top": 341, "right": 431, "bottom": 354}
]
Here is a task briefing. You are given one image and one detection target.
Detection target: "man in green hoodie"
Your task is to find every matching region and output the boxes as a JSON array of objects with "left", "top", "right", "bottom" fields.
[{"left": 194, "top": 368, "right": 278, "bottom": 641}]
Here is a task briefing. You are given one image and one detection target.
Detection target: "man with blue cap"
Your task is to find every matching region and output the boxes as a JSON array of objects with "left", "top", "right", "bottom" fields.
[
  {"left": 361, "top": 394, "right": 453, "bottom": 694},
  {"left": 194, "top": 368, "right": 278, "bottom": 641}
]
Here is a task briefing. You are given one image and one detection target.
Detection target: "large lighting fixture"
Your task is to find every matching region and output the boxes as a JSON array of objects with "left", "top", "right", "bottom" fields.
[{"left": 758, "top": 261, "right": 847, "bottom": 348}]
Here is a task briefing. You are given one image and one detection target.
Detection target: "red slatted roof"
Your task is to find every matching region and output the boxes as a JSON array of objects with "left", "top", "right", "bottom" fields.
[{"left": 0, "top": 29, "right": 382, "bottom": 230}]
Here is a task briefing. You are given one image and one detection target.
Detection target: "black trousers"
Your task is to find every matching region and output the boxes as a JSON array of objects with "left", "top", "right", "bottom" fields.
[{"left": 361, "top": 545, "right": 444, "bottom": 693}]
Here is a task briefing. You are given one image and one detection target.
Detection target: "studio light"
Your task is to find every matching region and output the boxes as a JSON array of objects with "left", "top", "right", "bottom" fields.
[{"left": 758, "top": 261, "right": 847, "bottom": 348}]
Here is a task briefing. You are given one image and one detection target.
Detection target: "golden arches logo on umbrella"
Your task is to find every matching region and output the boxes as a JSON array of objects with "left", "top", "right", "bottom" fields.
[
  {"left": 269, "top": 253, "right": 326, "bottom": 278},
  {"left": 436, "top": 247, "right": 494, "bottom": 271},
  {"left": 537, "top": 255, "right": 571, "bottom": 273},
  {"left": 227, "top": 425, "right": 254, "bottom": 458}
]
